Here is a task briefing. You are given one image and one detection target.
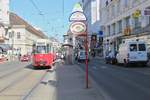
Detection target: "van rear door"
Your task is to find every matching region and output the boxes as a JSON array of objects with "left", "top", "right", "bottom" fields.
[
  {"left": 129, "top": 44, "right": 138, "bottom": 61},
  {"left": 137, "top": 43, "right": 147, "bottom": 61}
]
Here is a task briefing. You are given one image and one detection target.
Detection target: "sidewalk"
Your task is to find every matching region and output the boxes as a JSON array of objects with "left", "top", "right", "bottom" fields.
[{"left": 55, "top": 63, "right": 103, "bottom": 100}]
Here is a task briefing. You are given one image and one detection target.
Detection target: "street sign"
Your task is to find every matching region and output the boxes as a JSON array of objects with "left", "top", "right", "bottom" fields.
[
  {"left": 70, "top": 22, "right": 86, "bottom": 35},
  {"left": 98, "top": 31, "right": 103, "bottom": 36},
  {"left": 69, "top": 11, "right": 86, "bottom": 22},
  {"left": 132, "top": 10, "right": 141, "bottom": 18}
]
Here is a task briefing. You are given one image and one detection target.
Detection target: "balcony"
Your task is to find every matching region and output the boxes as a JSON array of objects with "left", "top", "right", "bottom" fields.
[
  {"left": 143, "top": 24, "right": 150, "bottom": 32},
  {"left": 132, "top": 25, "right": 150, "bottom": 35},
  {"left": 132, "top": 26, "right": 142, "bottom": 35}
]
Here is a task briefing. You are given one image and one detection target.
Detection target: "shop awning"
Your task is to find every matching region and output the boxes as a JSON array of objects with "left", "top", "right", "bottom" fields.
[{"left": 0, "top": 44, "right": 11, "bottom": 52}]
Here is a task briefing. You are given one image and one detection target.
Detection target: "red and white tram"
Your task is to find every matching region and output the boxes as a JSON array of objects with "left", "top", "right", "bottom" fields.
[{"left": 32, "top": 39, "right": 54, "bottom": 69}]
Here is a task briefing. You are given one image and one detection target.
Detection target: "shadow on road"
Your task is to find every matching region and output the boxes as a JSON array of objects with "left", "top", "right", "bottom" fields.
[
  {"left": 25, "top": 64, "right": 51, "bottom": 70},
  {"left": 115, "top": 63, "right": 150, "bottom": 69}
]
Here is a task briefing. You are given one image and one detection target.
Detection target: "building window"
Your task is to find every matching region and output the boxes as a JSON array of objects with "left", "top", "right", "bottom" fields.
[
  {"left": 132, "top": 0, "right": 141, "bottom": 7},
  {"left": 9, "top": 31, "right": 14, "bottom": 38},
  {"left": 106, "top": 1, "right": 109, "bottom": 6},
  {"left": 9, "top": 32, "right": 12, "bottom": 38},
  {"left": 117, "top": 0, "right": 121, "bottom": 14},
  {"left": 124, "top": 0, "right": 128, "bottom": 7},
  {"left": 148, "top": 16, "right": 150, "bottom": 25},
  {"left": 107, "top": 9, "right": 110, "bottom": 20},
  {"left": 112, "top": 5, "right": 115, "bottom": 17},
  {"left": 112, "top": 23, "right": 116, "bottom": 35},
  {"left": 118, "top": 20, "right": 122, "bottom": 33},
  {"left": 134, "top": 17, "right": 141, "bottom": 28},
  {"left": 108, "top": 26, "right": 110, "bottom": 36},
  {"left": 125, "top": 17, "right": 130, "bottom": 27},
  {"left": 17, "top": 32, "right": 21, "bottom": 39}
]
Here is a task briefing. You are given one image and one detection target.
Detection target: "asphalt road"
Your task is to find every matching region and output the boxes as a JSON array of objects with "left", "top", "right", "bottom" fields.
[{"left": 78, "top": 58, "right": 150, "bottom": 100}]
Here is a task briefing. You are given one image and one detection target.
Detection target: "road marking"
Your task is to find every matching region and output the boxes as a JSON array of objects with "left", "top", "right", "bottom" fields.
[
  {"left": 92, "top": 66, "right": 97, "bottom": 70},
  {"left": 100, "top": 66, "right": 107, "bottom": 69}
]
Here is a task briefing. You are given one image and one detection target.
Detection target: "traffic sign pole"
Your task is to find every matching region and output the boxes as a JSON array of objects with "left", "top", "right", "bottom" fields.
[
  {"left": 69, "top": 3, "right": 89, "bottom": 89},
  {"left": 85, "top": 32, "right": 89, "bottom": 88}
]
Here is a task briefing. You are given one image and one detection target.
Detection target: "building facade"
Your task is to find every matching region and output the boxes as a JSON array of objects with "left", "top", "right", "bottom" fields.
[
  {"left": 82, "top": 0, "right": 101, "bottom": 34},
  {"left": 0, "top": 0, "right": 9, "bottom": 25},
  {"left": 82, "top": 0, "right": 103, "bottom": 56},
  {"left": 0, "top": 0, "right": 10, "bottom": 52},
  {"left": 101, "top": 0, "right": 150, "bottom": 57},
  {"left": 6, "top": 13, "right": 47, "bottom": 56}
]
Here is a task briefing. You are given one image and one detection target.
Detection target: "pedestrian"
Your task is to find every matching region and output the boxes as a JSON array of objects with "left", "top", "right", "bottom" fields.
[{"left": 18, "top": 54, "right": 21, "bottom": 61}]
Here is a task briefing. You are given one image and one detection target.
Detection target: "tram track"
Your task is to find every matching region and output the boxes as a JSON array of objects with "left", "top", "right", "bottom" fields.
[
  {"left": 0, "top": 67, "right": 26, "bottom": 79},
  {"left": 0, "top": 67, "right": 49, "bottom": 100},
  {"left": 22, "top": 70, "right": 48, "bottom": 100},
  {"left": 0, "top": 70, "right": 34, "bottom": 94},
  {"left": 0, "top": 63, "right": 31, "bottom": 80}
]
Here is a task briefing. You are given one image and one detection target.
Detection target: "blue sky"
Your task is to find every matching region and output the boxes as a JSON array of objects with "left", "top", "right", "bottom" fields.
[{"left": 10, "top": 0, "right": 80, "bottom": 42}]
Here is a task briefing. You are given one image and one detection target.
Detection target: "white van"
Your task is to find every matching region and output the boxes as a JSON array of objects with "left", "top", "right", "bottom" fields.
[{"left": 116, "top": 40, "right": 148, "bottom": 66}]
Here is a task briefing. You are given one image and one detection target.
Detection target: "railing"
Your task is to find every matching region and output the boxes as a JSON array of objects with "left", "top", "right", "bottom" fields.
[
  {"left": 132, "top": 25, "right": 150, "bottom": 35},
  {"left": 132, "top": 26, "right": 142, "bottom": 35}
]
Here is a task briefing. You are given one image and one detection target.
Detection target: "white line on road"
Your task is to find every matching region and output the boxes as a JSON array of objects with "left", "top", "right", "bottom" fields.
[
  {"left": 92, "top": 66, "right": 97, "bottom": 70},
  {"left": 92, "top": 66, "right": 108, "bottom": 70},
  {"left": 100, "top": 66, "right": 107, "bottom": 69}
]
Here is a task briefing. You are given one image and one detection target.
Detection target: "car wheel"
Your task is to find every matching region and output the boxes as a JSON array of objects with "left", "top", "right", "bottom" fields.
[{"left": 141, "top": 63, "right": 147, "bottom": 67}]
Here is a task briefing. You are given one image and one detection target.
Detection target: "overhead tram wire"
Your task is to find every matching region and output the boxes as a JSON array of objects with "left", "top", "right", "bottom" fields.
[
  {"left": 30, "top": 0, "right": 41, "bottom": 13},
  {"left": 29, "top": 0, "right": 48, "bottom": 23},
  {"left": 29, "top": 0, "right": 51, "bottom": 36},
  {"left": 62, "top": 0, "right": 64, "bottom": 28}
]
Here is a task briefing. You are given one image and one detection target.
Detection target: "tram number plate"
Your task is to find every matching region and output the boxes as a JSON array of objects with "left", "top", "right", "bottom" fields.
[{"left": 40, "top": 62, "right": 45, "bottom": 66}]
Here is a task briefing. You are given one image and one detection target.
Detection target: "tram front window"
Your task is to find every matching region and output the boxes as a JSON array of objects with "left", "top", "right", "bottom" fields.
[{"left": 37, "top": 46, "right": 47, "bottom": 53}]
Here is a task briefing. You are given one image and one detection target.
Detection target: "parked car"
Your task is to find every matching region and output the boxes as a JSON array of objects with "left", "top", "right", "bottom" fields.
[
  {"left": 0, "top": 54, "right": 8, "bottom": 61},
  {"left": 20, "top": 55, "right": 31, "bottom": 62},
  {"left": 116, "top": 39, "right": 148, "bottom": 66}
]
